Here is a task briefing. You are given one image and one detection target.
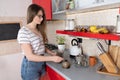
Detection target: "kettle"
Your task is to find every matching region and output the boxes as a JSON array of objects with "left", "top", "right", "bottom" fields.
[{"left": 70, "top": 38, "right": 82, "bottom": 56}]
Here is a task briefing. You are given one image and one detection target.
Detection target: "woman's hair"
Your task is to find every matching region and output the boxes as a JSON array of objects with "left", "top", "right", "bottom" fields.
[{"left": 27, "top": 4, "right": 48, "bottom": 43}]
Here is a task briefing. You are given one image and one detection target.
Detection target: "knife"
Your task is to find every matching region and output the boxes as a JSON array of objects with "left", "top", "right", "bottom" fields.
[
  {"left": 97, "top": 41, "right": 106, "bottom": 53},
  {"left": 97, "top": 44, "right": 105, "bottom": 54},
  {"left": 96, "top": 42, "right": 106, "bottom": 55}
]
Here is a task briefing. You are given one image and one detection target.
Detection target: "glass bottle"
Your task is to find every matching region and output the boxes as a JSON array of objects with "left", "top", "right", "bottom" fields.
[{"left": 116, "top": 15, "right": 120, "bottom": 33}]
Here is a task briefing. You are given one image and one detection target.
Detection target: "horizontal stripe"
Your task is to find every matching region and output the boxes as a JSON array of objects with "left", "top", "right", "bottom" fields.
[{"left": 17, "top": 26, "right": 45, "bottom": 55}]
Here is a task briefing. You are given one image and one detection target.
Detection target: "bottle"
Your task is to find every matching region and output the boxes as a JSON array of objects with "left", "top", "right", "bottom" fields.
[
  {"left": 116, "top": 8, "right": 120, "bottom": 33},
  {"left": 116, "top": 15, "right": 120, "bottom": 33}
]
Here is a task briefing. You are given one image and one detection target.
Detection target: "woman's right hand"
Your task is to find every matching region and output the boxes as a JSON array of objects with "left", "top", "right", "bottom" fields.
[{"left": 52, "top": 56, "right": 63, "bottom": 63}]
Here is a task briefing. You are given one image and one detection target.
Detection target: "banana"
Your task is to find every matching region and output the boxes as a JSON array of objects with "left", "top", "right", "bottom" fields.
[
  {"left": 97, "top": 28, "right": 109, "bottom": 34},
  {"left": 89, "top": 25, "right": 97, "bottom": 32},
  {"left": 91, "top": 30, "right": 99, "bottom": 33},
  {"left": 90, "top": 27, "right": 109, "bottom": 34}
]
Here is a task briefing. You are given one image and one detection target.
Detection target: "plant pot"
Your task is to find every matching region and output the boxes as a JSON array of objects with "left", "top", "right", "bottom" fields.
[{"left": 58, "top": 44, "right": 65, "bottom": 53}]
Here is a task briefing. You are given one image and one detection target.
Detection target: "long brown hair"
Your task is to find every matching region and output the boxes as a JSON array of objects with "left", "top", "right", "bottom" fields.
[{"left": 27, "top": 4, "right": 47, "bottom": 43}]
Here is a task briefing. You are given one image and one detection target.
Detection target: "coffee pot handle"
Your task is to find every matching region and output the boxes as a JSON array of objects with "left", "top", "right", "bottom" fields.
[{"left": 71, "top": 39, "right": 78, "bottom": 46}]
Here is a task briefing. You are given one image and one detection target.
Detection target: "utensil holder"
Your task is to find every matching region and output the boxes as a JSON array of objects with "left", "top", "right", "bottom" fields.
[{"left": 99, "top": 53, "right": 118, "bottom": 73}]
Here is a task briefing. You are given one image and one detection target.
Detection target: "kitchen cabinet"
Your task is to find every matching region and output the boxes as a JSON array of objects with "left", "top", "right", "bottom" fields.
[
  {"left": 46, "top": 65, "right": 65, "bottom": 80},
  {"left": 53, "top": 0, "right": 120, "bottom": 15},
  {"left": 75, "top": 0, "right": 120, "bottom": 9},
  {"left": 52, "top": 0, "right": 67, "bottom": 20},
  {"left": 32, "top": 0, "right": 52, "bottom": 20},
  {"left": 40, "top": 72, "right": 50, "bottom": 80},
  {"left": 52, "top": 0, "right": 120, "bottom": 20},
  {"left": 76, "top": 0, "right": 95, "bottom": 9},
  {"left": 52, "top": 0, "right": 67, "bottom": 13}
]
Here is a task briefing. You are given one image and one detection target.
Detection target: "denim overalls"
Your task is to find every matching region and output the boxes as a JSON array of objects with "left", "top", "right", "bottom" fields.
[{"left": 21, "top": 56, "right": 46, "bottom": 80}]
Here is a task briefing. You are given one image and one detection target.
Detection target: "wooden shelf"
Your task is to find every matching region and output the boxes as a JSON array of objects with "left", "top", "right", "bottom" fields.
[{"left": 56, "top": 30, "right": 120, "bottom": 41}]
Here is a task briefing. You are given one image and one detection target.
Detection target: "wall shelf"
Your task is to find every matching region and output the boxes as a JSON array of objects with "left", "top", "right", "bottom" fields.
[{"left": 56, "top": 30, "right": 120, "bottom": 41}]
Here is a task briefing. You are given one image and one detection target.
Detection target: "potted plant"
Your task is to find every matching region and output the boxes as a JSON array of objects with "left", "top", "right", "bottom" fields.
[{"left": 56, "top": 36, "right": 65, "bottom": 53}]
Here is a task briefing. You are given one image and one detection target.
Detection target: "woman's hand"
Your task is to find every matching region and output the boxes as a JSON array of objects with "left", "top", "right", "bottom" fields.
[
  {"left": 50, "top": 52, "right": 57, "bottom": 56},
  {"left": 52, "top": 56, "right": 64, "bottom": 63},
  {"left": 45, "top": 48, "right": 57, "bottom": 56}
]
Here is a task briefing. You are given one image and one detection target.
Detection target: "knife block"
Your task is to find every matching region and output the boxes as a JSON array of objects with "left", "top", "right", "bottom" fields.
[{"left": 99, "top": 53, "right": 118, "bottom": 73}]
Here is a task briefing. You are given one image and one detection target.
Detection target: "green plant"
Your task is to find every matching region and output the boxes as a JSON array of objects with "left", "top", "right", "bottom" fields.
[{"left": 56, "top": 36, "right": 65, "bottom": 45}]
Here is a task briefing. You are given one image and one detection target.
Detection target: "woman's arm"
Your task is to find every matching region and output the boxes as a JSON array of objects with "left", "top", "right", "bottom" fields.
[
  {"left": 20, "top": 43, "right": 63, "bottom": 62},
  {"left": 45, "top": 48, "right": 56, "bottom": 56}
]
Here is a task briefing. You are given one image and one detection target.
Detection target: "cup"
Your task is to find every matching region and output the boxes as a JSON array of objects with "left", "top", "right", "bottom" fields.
[{"left": 89, "top": 56, "right": 96, "bottom": 66}]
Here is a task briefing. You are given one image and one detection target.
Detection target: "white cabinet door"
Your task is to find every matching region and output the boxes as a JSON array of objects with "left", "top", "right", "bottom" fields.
[
  {"left": 76, "top": 0, "right": 95, "bottom": 8},
  {"left": 76, "top": 0, "right": 120, "bottom": 9},
  {"left": 94, "top": 0, "right": 120, "bottom": 4},
  {"left": 104, "top": 0, "right": 120, "bottom": 2},
  {"left": 52, "top": 0, "right": 67, "bottom": 12}
]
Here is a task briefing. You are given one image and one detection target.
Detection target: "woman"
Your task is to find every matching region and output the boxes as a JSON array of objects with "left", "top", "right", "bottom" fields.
[{"left": 17, "top": 4, "right": 63, "bottom": 80}]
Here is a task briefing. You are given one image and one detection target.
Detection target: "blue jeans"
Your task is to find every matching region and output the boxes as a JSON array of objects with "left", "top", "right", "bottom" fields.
[{"left": 21, "top": 56, "right": 46, "bottom": 80}]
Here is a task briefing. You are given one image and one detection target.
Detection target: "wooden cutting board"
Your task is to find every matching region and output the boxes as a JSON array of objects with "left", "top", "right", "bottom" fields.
[
  {"left": 109, "top": 45, "right": 119, "bottom": 63},
  {"left": 97, "top": 65, "right": 120, "bottom": 76},
  {"left": 117, "top": 47, "right": 120, "bottom": 69},
  {"left": 99, "top": 53, "right": 118, "bottom": 73}
]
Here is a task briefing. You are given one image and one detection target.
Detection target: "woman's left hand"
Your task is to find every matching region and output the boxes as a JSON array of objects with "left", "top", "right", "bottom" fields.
[{"left": 50, "top": 52, "right": 57, "bottom": 56}]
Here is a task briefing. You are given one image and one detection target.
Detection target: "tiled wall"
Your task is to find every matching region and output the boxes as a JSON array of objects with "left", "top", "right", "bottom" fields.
[{"left": 47, "top": 8, "right": 120, "bottom": 56}]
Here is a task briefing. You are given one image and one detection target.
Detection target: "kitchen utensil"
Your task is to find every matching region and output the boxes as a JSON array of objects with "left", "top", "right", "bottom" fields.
[
  {"left": 99, "top": 53, "right": 118, "bottom": 73},
  {"left": 75, "top": 55, "right": 82, "bottom": 65},
  {"left": 116, "top": 47, "right": 120, "bottom": 69},
  {"left": 70, "top": 38, "right": 82, "bottom": 56},
  {"left": 97, "top": 41, "right": 106, "bottom": 53},
  {"left": 97, "top": 43, "right": 105, "bottom": 54},
  {"left": 109, "top": 45, "right": 119, "bottom": 63},
  {"left": 75, "top": 54, "right": 88, "bottom": 67}
]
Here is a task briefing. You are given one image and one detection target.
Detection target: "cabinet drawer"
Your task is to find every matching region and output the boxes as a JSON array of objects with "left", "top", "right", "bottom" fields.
[{"left": 46, "top": 65, "right": 65, "bottom": 80}]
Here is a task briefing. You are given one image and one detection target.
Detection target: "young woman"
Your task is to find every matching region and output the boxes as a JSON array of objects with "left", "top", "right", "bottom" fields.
[{"left": 17, "top": 4, "right": 63, "bottom": 80}]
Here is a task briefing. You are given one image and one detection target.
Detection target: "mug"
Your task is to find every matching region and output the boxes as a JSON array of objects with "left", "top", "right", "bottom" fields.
[{"left": 89, "top": 56, "right": 96, "bottom": 66}]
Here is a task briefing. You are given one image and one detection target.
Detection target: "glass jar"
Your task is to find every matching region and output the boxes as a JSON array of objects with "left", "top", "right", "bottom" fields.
[{"left": 65, "top": 19, "right": 75, "bottom": 30}]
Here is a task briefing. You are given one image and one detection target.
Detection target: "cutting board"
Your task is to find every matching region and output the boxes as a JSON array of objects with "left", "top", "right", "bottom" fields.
[
  {"left": 109, "top": 45, "right": 119, "bottom": 63},
  {"left": 97, "top": 65, "right": 120, "bottom": 76},
  {"left": 99, "top": 53, "right": 118, "bottom": 73},
  {"left": 117, "top": 47, "right": 120, "bottom": 69}
]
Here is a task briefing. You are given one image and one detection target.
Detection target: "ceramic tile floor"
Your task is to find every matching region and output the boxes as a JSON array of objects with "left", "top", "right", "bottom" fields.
[{"left": 0, "top": 53, "right": 23, "bottom": 80}]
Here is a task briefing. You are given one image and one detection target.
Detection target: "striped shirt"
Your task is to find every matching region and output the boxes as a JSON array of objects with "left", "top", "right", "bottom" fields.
[{"left": 17, "top": 26, "right": 45, "bottom": 55}]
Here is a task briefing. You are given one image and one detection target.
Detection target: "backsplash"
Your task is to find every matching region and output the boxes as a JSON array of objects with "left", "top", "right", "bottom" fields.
[{"left": 47, "top": 8, "right": 120, "bottom": 56}]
